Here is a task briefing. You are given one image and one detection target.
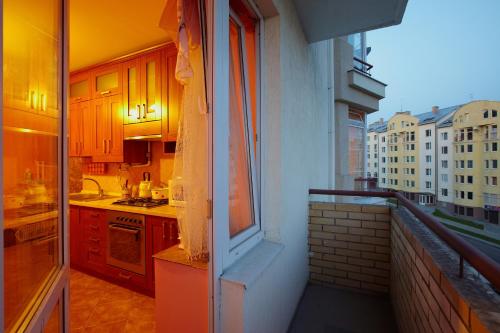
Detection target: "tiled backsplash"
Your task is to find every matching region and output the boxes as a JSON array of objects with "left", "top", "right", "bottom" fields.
[{"left": 70, "top": 142, "right": 174, "bottom": 194}]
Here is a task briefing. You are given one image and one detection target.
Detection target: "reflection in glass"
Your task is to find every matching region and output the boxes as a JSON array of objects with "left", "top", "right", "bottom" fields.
[{"left": 3, "top": 0, "right": 62, "bottom": 330}]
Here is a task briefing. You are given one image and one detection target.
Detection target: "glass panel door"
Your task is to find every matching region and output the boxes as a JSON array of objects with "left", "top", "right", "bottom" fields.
[{"left": 3, "top": 0, "right": 67, "bottom": 331}]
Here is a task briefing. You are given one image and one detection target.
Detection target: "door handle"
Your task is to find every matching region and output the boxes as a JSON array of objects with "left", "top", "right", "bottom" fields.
[
  {"left": 118, "top": 272, "right": 132, "bottom": 280},
  {"left": 100, "top": 90, "right": 111, "bottom": 95}
]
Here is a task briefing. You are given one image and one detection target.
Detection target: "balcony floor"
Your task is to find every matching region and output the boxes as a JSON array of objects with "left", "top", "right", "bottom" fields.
[{"left": 288, "top": 284, "right": 398, "bottom": 333}]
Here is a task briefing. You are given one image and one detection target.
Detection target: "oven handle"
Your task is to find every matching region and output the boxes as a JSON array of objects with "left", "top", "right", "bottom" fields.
[{"left": 108, "top": 224, "right": 140, "bottom": 235}]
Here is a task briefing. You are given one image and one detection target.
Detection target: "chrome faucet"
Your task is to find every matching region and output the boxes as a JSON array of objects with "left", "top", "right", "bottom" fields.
[{"left": 83, "top": 178, "right": 104, "bottom": 198}]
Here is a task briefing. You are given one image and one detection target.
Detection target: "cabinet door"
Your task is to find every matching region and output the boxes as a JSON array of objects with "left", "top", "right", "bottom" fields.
[
  {"left": 69, "top": 103, "right": 81, "bottom": 156},
  {"left": 70, "top": 206, "right": 81, "bottom": 267},
  {"left": 91, "top": 63, "right": 122, "bottom": 98},
  {"left": 107, "top": 94, "right": 124, "bottom": 162},
  {"left": 91, "top": 98, "right": 108, "bottom": 161},
  {"left": 140, "top": 51, "right": 162, "bottom": 122},
  {"left": 162, "top": 46, "right": 181, "bottom": 142},
  {"left": 151, "top": 217, "right": 178, "bottom": 255},
  {"left": 79, "top": 101, "right": 94, "bottom": 156},
  {"left": 122, "top": 59, "right": 141, "bottom": 125},
  {"left": 69, "top": 72, "right": 90, "bottom": 104}
]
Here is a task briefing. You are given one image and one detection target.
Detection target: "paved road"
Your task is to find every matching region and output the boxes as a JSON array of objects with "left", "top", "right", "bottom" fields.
[{"left": 459, "top": 234, "right": 500, "bottom": 264}]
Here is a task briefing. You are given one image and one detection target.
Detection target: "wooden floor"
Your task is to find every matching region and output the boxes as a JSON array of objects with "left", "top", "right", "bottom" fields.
[{"left": 70, "top": 269, "right": 155, "bottom": 333}]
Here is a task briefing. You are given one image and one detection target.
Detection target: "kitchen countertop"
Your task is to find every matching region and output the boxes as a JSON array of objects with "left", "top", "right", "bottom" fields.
[{"left": 69, "top": 197, "right": 177, "bottom": 218}]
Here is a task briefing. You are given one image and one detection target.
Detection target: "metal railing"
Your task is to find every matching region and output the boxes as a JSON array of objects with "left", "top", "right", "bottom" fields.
[
  {"left": 353, "top": 57, "right": 373, "bottom": 76},
  {"left": 309, "top": 189, "right": 500, "bottom": 291}
]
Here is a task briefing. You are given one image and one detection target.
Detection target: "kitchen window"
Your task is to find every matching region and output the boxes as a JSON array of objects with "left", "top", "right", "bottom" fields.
[{"left": 228, "top": 1, "right": 262, "bottom": 245}]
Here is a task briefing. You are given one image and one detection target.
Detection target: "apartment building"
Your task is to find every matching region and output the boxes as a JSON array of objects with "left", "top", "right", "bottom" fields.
[{"left": 367, "top": 101, "right": 500, "bottom": 224}]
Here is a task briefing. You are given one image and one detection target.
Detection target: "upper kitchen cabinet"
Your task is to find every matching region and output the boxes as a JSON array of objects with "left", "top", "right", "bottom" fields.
[
  {"left": 123, "top": 50, "right": 162, "bottom": 125},
  {"left": 91, "top": 63, "right": 123, "bottom": 99},
  {"left": 69, "top": 72, "right": 91, "bottom": 104},
  {"left": 69, "top": 100, "right": 93, "bottom": 157},
  {"left": 161, "top": 45, "right": 181, "bottom": 142},
  {"left": 91, "top": 94, "right": 124, "bottom": 162},
  {"left": 3, "top": 2, "right": 60, "bottom": 124}
]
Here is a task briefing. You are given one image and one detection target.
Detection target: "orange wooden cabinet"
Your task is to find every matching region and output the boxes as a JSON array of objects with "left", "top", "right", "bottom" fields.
[
  {"left": 91, "top": 63, "right": 122, "bottom": 99},
  {"left": 91, "top": 94, "right": 124, "bottom": 162},
  {"left": 69, "top": 101, "right": 93, "bottom": 157},
  {"left": 122, "top": 50, "right": 162, "bottom": 124},
  {"left": 161, "top": 46, "right": 182, "bottom": 142},
  {"left": 69, "top": 71, "right": 91, "bottom": 104}
]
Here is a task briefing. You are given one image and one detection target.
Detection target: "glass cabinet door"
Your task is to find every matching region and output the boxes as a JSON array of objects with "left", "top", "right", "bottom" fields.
[
  {"left": 3, "top": 0, "right": 67, "bottom": 331},
  {"left": 141, "top": 51, "right": 162, "bottom": 122},
  {"left": 123, "top": 59, "right": 141, "bottom": 124}
]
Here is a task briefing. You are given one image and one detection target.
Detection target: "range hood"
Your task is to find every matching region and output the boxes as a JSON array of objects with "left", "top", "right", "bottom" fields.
[{"left": 124, "top": 120, "right": 162, "bottom": 140}]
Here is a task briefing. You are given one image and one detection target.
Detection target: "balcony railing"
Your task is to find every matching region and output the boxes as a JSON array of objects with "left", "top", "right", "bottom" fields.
[
  {"left": 353, "top": 57, "right": 373, "bottom": 76},
  {"left": 309, "top": 189, "right": 500, "bottom": 290}
]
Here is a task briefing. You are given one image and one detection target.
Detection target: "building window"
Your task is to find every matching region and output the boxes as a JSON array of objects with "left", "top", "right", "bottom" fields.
[
  {"left": 467, "top": 176, "right": 473, "bottom": 184},
  {"left": 493, "top": 177, "right": 498, "bottom": 186},
  {"left": 460, "top": 175, "right": 465, "bottom": 183},
  {"left": 467, "top": 192, "right": 473, "bottom": 200},
  {"left": 426, "top": 168, "right": 431, "bottom": 176},
  {"left": 441, "top": 174, "right": 448, "bottom": 182},
  {"left": 460, "top": 145, "right": 464, "bottom": 153},
  {"left": 382, "top": 137, "right": 386, "bottom": 143},
  {"left": 441, "top": 188, "right": 448, "bottom": 196},
  {"left": 460, "top": 191, "right": 465, "bottom": 199},
  {"left": 483, "top": 110, "right": 489, "bottom": 118},
  {"left": 441, "top": 146, "right": 448, "bottom": 154},
  {"left": 485, "top": 143, "right": 489, "bottom": 152},
  {"left": 441, "top": 132, "right": 448, "bottom": 140},
  {"left": 441, "top": 160, "right": 448, "bottom": 168},
  {"left": 229, "top": 5, "right": 261, "bottom": 239},
  {"left": 493, "top": 110, "right": 498, "bottom": 117},
  {"left": 459, "top": 206, "right": 465, "bottom": 215},
  {"left": 460, "top": 160, "right": 465, "bottom": 169},
  {"left": 493, "top": 142, "right": 498, "bottom": 152},
  {"left": 467, "top": 160, "right": 473, "bottom": 168},
  {"left": 493, "top": 160, "right": 498, "bottom": 169},
  {"left": 382, "top": 167, "right": 386, "bottom": 173},
  {"left": 466, "top": 207, "right": 473, "bottom": 217},
  {"left": 426, "top": 155, "right": 432, "bottom": 163},
  {"left": 466, "top": 128, "right": 473, "bottom": 141},
  {"left": 426, "top": 129, "right": 432, "bottom": 137},
  {"left": 486, "top": 160, "right": 489, "bottom": 168},
  {"left": 467, "top": 144, "right": 473, "bottom": 153},
  {"left": 425, "top": 181, "right": 431, "bottom": 189},
  {"left": 426, "top": 142, "right": 431, "bottom": 150},
  {"left": 382, "top": 178, "right": 386, "bottom": 184},
  {"left": 485, "top": 176, "right": 489, "bottom": 185},
  {"left": 348, "top": 110, "right": 365, "bottom": 178}
]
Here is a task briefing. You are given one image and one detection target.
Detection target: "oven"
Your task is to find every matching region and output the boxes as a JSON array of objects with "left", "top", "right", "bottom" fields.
[{"left": 106, "top": 211, "right": 145, "bottom": 275}]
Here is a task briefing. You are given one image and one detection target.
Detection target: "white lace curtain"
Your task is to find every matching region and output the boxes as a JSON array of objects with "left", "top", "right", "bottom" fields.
[{"left": 161, "top": 0, "right": 208, "bottom": 260}]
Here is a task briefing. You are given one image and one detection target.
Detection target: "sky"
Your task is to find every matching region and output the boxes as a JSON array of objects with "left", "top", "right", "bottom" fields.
[{"left": 366, "top": 0, "right": 500, "bottom": 123}]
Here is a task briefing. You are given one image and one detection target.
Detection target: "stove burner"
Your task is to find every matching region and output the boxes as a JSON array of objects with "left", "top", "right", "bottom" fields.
[{"left": 112, "top": 198, "right": 168, "bottom": 208}]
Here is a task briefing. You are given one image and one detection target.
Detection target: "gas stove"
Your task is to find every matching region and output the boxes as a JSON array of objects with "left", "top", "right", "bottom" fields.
[{"left": 112, "top": 198, "right": 168, "bottom": 208}]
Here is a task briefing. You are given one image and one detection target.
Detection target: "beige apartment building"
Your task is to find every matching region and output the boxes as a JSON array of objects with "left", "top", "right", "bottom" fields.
[{"left": 367, "top": 101, "right": 500, "bottom": 224}]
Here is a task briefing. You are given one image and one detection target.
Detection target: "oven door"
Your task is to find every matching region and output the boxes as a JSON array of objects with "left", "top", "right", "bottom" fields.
[{"left": 106, "top": 223, "right": 145, "bottom": 275}]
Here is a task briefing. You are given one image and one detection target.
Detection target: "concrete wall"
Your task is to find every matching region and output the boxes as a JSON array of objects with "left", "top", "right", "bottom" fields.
[
  {"left": 418, "top": 123, "right": 436, "bottom": 196},
  {"left": 437, "top": 126, "right": 454, "bottom": 204},
  {"left": 220, "top": 0, "right": 333, "bottom": 332}
]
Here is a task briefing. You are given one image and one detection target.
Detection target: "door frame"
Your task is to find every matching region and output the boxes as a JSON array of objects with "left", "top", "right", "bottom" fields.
[{"left": 0, "top": 0, "right": 70, "bottom": 331}]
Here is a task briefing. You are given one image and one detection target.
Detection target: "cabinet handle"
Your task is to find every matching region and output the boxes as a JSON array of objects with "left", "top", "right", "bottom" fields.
[
  {"left": 162, "top": 222, "right": 166, "bottom": 240},
  {"left": 89, "top": 237, "right": 100, "bottom": 243},
  {"left": 142, "top": 104, "right": 147, "bottom": 119},
  {"left": 89, "top": 248, "right": 100, "bottom": 254},
  {"left": 80, "top": 142, "right": 84, "bottom": 155},
  {"left": 103, "top": 139, "right": 106, "bottom": 154},
  {"left": 100, "top": 90, "right": 111, "bottom": 95},
  {"left": 136, "top": 104, "right": 141, "bottom": 119},
  {"left": 169, "top": 223, "right": 174, "bottom": 241},
  {"left": 90, "top": 225, "right": 99, "bottom": 231},
  {"left": 108, "top": 139, "right": 112, "bottom": 153},
  {"left": 118, "top": 272, "right": 132, "bottom": 280}
]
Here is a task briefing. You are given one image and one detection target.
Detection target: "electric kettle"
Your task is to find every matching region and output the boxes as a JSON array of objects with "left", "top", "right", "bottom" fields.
[{"left": 139, "top": 172, "right": 152, "bottom": 198}]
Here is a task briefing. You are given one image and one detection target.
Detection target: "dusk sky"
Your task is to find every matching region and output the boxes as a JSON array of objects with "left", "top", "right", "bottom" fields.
[{"left": 366, "top": 0, "right": 500, "bottom": 123}]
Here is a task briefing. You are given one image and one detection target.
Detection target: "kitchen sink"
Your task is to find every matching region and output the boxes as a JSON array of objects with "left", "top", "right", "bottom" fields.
[{"left": 69, "top": 193, "right": 117, "bottom": 202}]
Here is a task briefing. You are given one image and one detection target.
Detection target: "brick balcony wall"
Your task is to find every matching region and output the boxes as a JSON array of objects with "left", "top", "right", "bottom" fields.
[
  {"left": 308, "top": 202, "right": 391, "bottom": 293},
  {"left": 308, "top": 201, "right": 500, "bottom": 333}
]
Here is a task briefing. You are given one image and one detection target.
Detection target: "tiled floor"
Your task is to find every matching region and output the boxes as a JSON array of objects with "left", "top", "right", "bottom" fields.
[
  {"left": 70, "top": 269, "right": 155, "bottom": 333},
  {"left": 288, "top": 284, "right": 398, "bottom": 333}
]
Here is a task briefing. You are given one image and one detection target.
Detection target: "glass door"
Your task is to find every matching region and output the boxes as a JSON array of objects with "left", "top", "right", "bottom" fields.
[{"left": 3, "top": 0, "right": 68, "bottom": 331}]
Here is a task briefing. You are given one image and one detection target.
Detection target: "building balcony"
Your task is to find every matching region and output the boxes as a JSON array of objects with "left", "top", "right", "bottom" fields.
[{"left": 291, "top": 190, "right": 500, "bottom": 333}]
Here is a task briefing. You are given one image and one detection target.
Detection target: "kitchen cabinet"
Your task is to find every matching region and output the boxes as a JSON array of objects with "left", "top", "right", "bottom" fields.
[
  {"left": 149, "top": 216, "right": 178, "bottom": 256},
  {"left": 69, "top": 72, "right": 91, "bottom": 104},
  {"left": 162, "top": 46, "right": 182, "bottom": 142},
  {"left": 91, "top": 63, "right": 122, "bottom": 99},
  {"left": 69, "top": 207, "right": 82, "bottom": 267},
  {"left": 91, "top": 94, "right": 124, "bottom": 162},
  {"left": 80, "top": 208, "right": 107, "bottom": 271},
  {"left": 69, "top": 101, "right": 93, "bottom": 157},
  {"left": 123, "top": 50, "right": 162, "bottom": 125}
]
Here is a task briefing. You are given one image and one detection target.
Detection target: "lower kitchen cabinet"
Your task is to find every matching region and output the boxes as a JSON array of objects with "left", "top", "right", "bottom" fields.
[{"left": 69, "top": 206, "right": 178, "bottom": 296}]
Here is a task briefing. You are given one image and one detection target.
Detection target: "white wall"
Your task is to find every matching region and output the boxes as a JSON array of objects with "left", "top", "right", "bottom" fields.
[
  {"left": 418, "top": 123, "right": 436, "bottom": 194},
  {"left": 221, "top": 0, "right": 332, "bottom": 332}
]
